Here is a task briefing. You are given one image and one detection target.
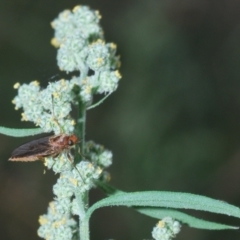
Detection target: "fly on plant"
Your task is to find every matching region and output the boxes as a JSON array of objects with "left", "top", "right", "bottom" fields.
[
  {"left": 9, "top": 134, "right": 79, "bottom": 162},
  {"left": 9, "top": 134, "right": 85, "bottom": 183},
  {"left": 10, "top": 92, "right": 79, "bottom": 162},
  {"left": 9, "top": 94, "right": 85, "bottom": 182}
]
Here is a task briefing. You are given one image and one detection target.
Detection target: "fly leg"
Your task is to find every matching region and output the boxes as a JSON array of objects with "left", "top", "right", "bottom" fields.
[{"left": 66, "top": 152, "right": 85, "bottom": 184}]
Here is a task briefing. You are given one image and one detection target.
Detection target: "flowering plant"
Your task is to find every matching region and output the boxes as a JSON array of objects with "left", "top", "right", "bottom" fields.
[{"left": 1, "top": 5, "right": 240, "bottom": 240}]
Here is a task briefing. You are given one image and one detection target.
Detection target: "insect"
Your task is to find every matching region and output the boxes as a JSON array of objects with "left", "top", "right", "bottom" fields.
[
  {"left": 9, "top": 134, "right": 79, "bottom": 162},
  {"left": 9, "top": 95, "right": 85, "bottom": 182}
]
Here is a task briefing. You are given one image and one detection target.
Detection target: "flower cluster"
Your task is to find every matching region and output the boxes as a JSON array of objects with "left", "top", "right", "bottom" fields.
[
  {"left": 38, "top": 139, "right": 112, "bottom": 239},
  {"left": 38, "top": 201, "right": 77, "bottom": 240},
  {"left": 152, "top": 217, "right": 181, "bottom": 240},
  {"left": 38, "top": 159, "right": 106, "bottom": 239},
  {"left": 12, "top": 79, "right": 76, "bottom": 134},
  {"left": 12, "top": 5, "right": 118, "bottom": 240},
  {"left": 13, "top": 6, "right": 122, "bottom": 131},
  {"left": 51, "top": 5, "right": 121, "bottom": 103},
  {"left": 85, "top": 141, "right": 113, "bottom": 168},
  {"left": 53, "top": 161, "right": 103, "bottom": 194},
  {"left": 51, "top": 6, "right": 103, "bottom": 48}
]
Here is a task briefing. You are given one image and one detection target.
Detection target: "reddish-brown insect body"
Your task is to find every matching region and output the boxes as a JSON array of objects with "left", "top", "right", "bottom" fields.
[{"left": 9, "top": 134, "right": 79, "bottom": 162}]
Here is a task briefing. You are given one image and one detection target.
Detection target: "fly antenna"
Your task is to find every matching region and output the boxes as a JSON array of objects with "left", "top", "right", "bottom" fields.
[{"left": 77, "top": 144, "right": 86, "bottom": 160}]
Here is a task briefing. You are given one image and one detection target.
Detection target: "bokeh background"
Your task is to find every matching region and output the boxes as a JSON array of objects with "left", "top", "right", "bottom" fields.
[{"left": 1, "top": 0, "right": 240, "bottom": 239}]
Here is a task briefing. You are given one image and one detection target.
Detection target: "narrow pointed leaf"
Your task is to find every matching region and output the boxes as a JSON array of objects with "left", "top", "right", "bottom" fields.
[
  {"left": 136, "top": 207, "right": 238, "bottom": 230},
  {"left": 0, "top": 126, "right": 43, "bottom": 137},
  {"left": 86, "top": 191, "right": 240, "bottom": 222},
  {"left": 96, "top": 182, "right": 239, "bottom": 230}
]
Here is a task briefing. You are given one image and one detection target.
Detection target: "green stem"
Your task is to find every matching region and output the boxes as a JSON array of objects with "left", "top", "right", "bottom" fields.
[
  {"left": 75, "top": 63, "right": 88, "bottom": 162},
  {"left": 75, "top": 65, "right": 90, "bottom": 240},
  {"left": 75, "top": 101, "right": 90, "bottom": 240},
  {"left": 75, "top": 101, "right": 85, "bottom": 163},
  {"left": 87, "top": 92, "right": 112, "bottom": 110},
  {"left": 77, "top": 100, "right": 86, "bottom": 160},
  {"left": 76, "top": 191, "right": 90, "bottom": 240},
  {"left": 79, "top": 216, "right": 90, "bottom": 240}
]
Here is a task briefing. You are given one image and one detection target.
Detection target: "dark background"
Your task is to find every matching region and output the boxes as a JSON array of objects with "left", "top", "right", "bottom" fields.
[{"left": 1, "top": 0, "right": 240, "bottom": 239}]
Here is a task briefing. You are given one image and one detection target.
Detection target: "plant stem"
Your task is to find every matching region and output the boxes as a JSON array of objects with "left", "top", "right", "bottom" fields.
[
  {"left": 87, "top": 92, "right": 111, "bottom": 110},
  {"left": 75, "top": 66, "right": 90, "bottom": 240},
  {"left": 76, "top": 191, "right": 90, "bottom": 240},
  {"left": 79, "top": 216, "right": 90, "bottom": 240},
  {"left": 75, "top": 100, "right": 90, "bottom": 240},
  {"left": 75, "top": 63, "right": 88, "bottom": 163},
  {"left": 78, "top": 100, "right": 86, "bottom": 159},
  {"left": 75, "top": 101, "right": 90, "bottom": 240}
]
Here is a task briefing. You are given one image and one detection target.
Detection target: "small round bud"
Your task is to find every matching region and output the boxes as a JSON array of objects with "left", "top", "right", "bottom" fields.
[{"left": 152, "top": 217, "right": 181, "bottom": 240}]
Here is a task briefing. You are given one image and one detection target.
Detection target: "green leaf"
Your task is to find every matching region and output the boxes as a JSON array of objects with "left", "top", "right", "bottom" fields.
[
  {"left": 87, "top": 93, "right": 112, "bottom": 110},
  {"left": 86, "top": 191, "right": 240, "bottom": 222},
  {"left": 96, "top": 183, "right": 239, "bottom": 230},
  {"left": 0, "top": 126, "right": 43, "bottom": 137},
  {"left": 136, "top": 207, "right": 238, "bottom": 230}
]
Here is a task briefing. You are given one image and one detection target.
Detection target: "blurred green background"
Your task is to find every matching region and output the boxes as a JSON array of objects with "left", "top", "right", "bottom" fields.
[{"left": 1, "top": 0, "right": 240, "bottom": 239}]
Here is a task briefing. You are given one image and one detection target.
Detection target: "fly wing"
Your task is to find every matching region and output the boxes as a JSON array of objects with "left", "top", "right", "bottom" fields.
[{"left": 9, "top": 136, "right": 56, "bottom": 162}]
